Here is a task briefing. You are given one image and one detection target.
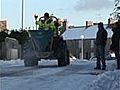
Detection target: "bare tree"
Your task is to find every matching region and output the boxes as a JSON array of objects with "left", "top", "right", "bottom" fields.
[{"left": 110, "top": 0, "right": 120, "bottom": 21}]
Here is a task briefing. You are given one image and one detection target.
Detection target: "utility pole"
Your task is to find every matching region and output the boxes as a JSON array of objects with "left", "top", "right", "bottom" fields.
[
  {"left": 21, "top": 0, "right": 24, "bottom": 30},
  {"left": 80, "top": 35, "right": 84, "bottom": 60},
  {"left": 0, "top": 0, "right": 1, "bottom": 19}
]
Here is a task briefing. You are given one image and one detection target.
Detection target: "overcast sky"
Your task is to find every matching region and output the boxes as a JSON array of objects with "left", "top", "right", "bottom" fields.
[
  {"left": 75, "top": 0, "right": 113, "bottom": 11},
  {"left": 1, "top": 0, "right": 114, "bottom": 30}
]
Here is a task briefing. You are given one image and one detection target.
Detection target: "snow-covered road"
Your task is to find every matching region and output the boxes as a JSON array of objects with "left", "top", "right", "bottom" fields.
[{"left": 0, "top": 59, "right": 120, "bottom": 90}]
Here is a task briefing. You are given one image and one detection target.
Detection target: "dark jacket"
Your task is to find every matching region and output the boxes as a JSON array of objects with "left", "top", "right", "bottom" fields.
[
  {"left": 95, "top": 28, "right": 107, "bottom": 46},
  {"left": 110, "top": 28, "right": 120, "bottom": 51}
]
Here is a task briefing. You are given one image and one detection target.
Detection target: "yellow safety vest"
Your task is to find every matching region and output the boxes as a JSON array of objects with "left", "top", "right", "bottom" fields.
[{"left": 36, "top": 19, "right": 55, "bottom": 31}]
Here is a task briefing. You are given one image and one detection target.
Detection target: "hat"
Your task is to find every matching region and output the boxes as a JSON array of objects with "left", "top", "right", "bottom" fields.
[
  {"left": 98, "top": 22, "right": 103, "bottom": 26},
  {"left": 44, "top": 12, "right": 49, "bottom": 18}
]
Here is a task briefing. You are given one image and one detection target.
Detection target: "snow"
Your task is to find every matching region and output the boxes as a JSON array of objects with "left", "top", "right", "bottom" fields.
[
  {"left": 0, "top": 59, "right": 24, "bottom": 67},
  {"left": 62, "top": 27, "right": 84, "bottom": 40},
  {"left": 0, "top": 59, "right": 120, "bottom": 90},
  {"left": 84, "top": 25, "right": 113, "bottom": 39},
  {"left": 86, "top": 71, "right": 120, "bottom": 90}
]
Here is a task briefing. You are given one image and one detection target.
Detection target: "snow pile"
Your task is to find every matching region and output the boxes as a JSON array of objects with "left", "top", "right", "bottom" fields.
[
  {"left": 84, "top": 70, "right": 120, "bottom": 90},
  {"left": 70, "top": 56, "right": 77, "bottom": 61},
  {"left": 0, "top": 59, "right": 24, "bottom": 67},
  {"left": 39, "top": 59, "right": 58, "bottom": 65}
]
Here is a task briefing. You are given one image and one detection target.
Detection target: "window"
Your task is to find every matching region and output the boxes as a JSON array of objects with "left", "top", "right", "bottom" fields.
[{"left": 91, "top": 40, "right": 94, "bottom": 48}]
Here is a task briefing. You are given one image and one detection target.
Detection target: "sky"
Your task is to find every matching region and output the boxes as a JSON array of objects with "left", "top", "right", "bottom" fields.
[{"left": 0, "top": 0, "right": 114, "bottom": 30}]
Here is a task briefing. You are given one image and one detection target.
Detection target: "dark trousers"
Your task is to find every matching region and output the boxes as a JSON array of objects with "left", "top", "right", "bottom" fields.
[
  {"left": 115, "top": 49, "right": 120, "bottom": 68},
  {"left": 96, "top": 45, "right": 106, "bottom": 68}
]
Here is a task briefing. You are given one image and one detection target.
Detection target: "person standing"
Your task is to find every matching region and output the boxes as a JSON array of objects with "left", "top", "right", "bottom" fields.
[
  {"left": 94, "top": 22, "right": 108, "bottom": 70},
  {"left": 110, "top": 21, "right": 120, "bottom": 69}
]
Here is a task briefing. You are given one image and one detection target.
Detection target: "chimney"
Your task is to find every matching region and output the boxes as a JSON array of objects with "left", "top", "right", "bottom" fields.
[
  {"left": 86, "top": 21, "right": 93, "bottom": 28},
  {"left": 62, "top": 19, "right": 68, "bottom": 30},
  {"left": 0, "top": 20, "right": 7, "bottom": 31},
  {"left": 108, "top": 18, "right": 115, "bottom": 25},
  {"left": 108, "top": 18, "right": 115, "bottom": 28}
]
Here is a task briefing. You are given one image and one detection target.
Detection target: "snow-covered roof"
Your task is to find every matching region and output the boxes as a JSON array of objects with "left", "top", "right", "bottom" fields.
[
  {"left": 84, "top": 25, "right": 113, "bottom": 39},
  {"left": 62, "top": 25, "right": 113, "bottom": 40},
  {"left": 62, "top": 27, "right": 84, "bottom": 40}
]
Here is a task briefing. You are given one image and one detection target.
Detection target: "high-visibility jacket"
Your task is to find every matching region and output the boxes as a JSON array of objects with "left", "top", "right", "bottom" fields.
[{"left": 36, "top": 19, "right": 55, "bottom": 31}]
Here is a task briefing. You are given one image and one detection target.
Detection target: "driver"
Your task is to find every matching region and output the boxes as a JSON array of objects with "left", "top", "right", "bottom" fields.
[{"left": 36, "top": 12, "right": 55, "bottom": 31}]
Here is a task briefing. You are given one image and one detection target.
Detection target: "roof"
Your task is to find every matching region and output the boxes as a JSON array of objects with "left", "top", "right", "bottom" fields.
[
  {"left": 62, "top": 27, "right": 84, "bottom": 40},
  {"left": 62, "top": 25, "right": 113, "bottom": 40}
]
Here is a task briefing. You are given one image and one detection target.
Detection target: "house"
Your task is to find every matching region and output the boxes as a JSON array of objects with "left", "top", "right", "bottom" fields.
[
  {"left": 62, "top": 24, "right": 113, "bottom": 59},
  {"left": 0, "top": 37, "right": 21, "bottom": 60}
]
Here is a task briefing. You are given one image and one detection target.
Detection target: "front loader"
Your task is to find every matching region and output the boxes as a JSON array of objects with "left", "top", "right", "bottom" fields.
[{"left": 22, "top": 15, "right": 70, "bottom": 67}]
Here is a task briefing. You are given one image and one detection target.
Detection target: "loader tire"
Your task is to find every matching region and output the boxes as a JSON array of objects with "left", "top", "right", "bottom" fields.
[
  {"left": 58, "top": 49, "right": 70, "bottom": 67},
  {"left": 22, "top": 39, "right": 38, "bottom": 66}
]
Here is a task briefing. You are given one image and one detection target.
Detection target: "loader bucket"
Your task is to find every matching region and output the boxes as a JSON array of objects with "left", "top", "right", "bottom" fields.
[{"left": 28, "top": 30, "right": 54, "bottom": 52}]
